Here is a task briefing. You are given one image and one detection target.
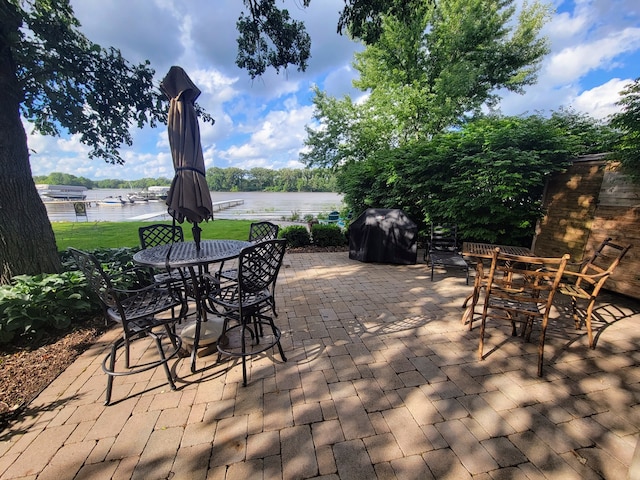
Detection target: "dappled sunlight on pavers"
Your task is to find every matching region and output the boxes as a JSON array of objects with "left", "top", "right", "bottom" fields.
[{"left": 1, "top": 251, "right": 639, "bottom": 479}]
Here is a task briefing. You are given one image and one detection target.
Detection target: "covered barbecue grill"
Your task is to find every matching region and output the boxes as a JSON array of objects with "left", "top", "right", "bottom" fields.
[{"left": 348, "top": 209, "right": 418, "bottom": 265}]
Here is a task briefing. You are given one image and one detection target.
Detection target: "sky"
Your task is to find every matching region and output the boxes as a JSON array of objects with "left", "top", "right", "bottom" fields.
[{"left": 27, "top": 0, "right": 640, "bottom": 181}]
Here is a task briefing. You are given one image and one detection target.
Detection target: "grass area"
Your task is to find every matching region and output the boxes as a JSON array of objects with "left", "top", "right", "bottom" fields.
[{"left": 52, "top": 220, "right": 254, "bottom": 251}]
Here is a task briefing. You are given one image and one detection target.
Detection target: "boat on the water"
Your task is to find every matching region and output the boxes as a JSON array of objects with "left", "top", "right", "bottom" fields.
[
  {"left": 98, "top": 196, "right": 126, "bottom": 206},
  {"left": 147, "top": 186, "right": 170, "bottom": 201},
  {"left": 36, "top": 184, "right": 87, "bottom": 201},
  {"left": 126, "top": 193, "right": 149, "bottom": 203}
]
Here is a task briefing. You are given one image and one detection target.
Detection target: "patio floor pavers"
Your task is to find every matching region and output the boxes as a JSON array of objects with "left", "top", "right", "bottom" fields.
[{"left": 1, "top": 251, "right": 639, "bottom": 479}]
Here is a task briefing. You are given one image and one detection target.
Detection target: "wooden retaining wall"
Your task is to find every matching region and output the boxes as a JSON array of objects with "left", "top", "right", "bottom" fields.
[{"left": 533, "top": 154, "right": 640, "bottom": 299}]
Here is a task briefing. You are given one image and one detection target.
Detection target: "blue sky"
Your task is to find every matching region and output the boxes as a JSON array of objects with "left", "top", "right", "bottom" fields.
[{"left": 27, "top": 0, "right": 640, "bottom": 181}]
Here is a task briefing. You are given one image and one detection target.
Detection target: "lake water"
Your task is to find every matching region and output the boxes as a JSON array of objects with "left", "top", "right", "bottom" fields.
[{"left": 43, "top": 189, "right": 344, "bottom": 223}]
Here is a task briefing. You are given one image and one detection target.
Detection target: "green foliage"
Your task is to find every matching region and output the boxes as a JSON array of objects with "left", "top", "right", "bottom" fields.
[
  {"left": 340, "top": 114, "right": 587, "bottom": 245},
  {"left": 302, "top": 0, "right": 552, "bottom": 170},
  {"left": 0, "top": 246, "right": 150, "bottom": 344},
  {"left": 610, "top": 77, "right": 640, "bottom": 181},
  {"left": 311, "top": 224, "right": 346, "bottom": 247},
  {"left": 235, "top": 1, "right": 432, "bottom": 78},
  {"left": 337, "top": 0, "right": 432, "bottom": 45},
  {"left": 236, "top": 0, "right": 311, "bottom": 78},
  {"left": 0, "top": 271, "right": 96, "bottom": 344},
  {"left": 205, "top": 166, "right": 337, "bottom": 192},
  {"left": 8, "top": 0, "right": 177, "bottom": 164},
  {"left": 279, "top": 225, "right": 311, "bottom": 247}
]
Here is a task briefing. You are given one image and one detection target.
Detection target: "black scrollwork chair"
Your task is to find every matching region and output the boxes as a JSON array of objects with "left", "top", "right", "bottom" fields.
[
  {"left": 139, "top": 223, "right": 184, "bottom": 249},
  {"left": 208, "top": 239, "right": 287, "bottom": 386},
  {"left": 218, "top": 221, "right": 280, "bottom": 282},
  {"left": 425, "top": 224, "right": 469, "bottom": 284},
  {"left": 138, "top": 224, "right": 186, "bottom": 283},
  {"left": 69, "top": 248, "right": 186, "bottom": 405}
]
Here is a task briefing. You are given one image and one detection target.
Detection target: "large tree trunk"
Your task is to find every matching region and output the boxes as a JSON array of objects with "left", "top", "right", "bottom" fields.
[{"left": 0, "top": 6, "right": 61, "bottom": 284}]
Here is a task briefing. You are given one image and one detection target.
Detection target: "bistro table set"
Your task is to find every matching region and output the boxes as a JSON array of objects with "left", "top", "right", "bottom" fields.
[
  {"left": 71, "top": 226, "right": 288, "bottom": 405},
  {"left": 456, "top": 237, "right": 631, "bottom": 376}
]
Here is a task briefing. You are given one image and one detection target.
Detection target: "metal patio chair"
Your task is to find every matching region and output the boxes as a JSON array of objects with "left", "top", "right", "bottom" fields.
[
  {"left": 217, "top": 221, "right": 280, "bottom": 282},
  {"left": 425, "top": 224, "right": 469, "bottom": 284},
  {"left": 478, "top": 248, "right": 570, "bottom": 376},
  {"left": 69, "top": 247, "right": 186, "bottom": 405},
  {"left": 558, "top": 237, "right": 632, "bottom": 348},
  {"left": 208, "top": 239, "right": 288, "bottom": 386}
]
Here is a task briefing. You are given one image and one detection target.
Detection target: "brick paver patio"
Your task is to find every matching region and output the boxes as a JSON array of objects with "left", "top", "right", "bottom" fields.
[{"left": 1, "top": 251, "right": 639, "bottom": 479}]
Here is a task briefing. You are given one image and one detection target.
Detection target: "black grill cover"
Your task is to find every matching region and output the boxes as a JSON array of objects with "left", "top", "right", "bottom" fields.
[{"left": 349, "top": 209, "right": 418, "bottom": 265}]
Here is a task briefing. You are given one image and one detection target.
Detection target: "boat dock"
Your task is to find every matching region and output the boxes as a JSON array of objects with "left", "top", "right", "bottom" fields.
[{"left": 128, "top": 199, "right": 244, "bottom": 221}]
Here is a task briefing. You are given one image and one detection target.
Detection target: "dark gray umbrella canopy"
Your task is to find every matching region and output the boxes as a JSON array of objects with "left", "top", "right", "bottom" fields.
[{"left": 160, "top": 66, "right": 213, "bottom": 248}]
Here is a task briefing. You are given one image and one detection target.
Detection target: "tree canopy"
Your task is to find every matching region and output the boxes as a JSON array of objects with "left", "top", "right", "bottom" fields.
[
  {"left": 301, "top": 0, "right": 552, "bottom": 170},
  {"left": 337, "top": 111, "right": 618, "bottom": 245},
  {"left": 236, "top": 0, "right": 433, "bottom": 78},
  {"left": 610, "top": 77, "right": 640, "bottom": 180}
]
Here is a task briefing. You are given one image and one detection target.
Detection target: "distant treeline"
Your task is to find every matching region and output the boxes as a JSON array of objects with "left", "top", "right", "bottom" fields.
[{"left": 33, "top": 167, "right": 338, "bottom": 192}]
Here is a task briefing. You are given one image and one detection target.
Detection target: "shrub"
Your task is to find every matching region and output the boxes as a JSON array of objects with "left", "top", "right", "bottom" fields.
[
  {"left": 280, "top": 225, "right": 311, "bottom": 247},
  {"left": 311, "top": 224, "right": 346, "bottom": 247},
  {"left": 0, "top": 271, "right": 97, "bottom": 344},
  {"left": 0, "top": 247, "right": 141, "bottom": 345}
]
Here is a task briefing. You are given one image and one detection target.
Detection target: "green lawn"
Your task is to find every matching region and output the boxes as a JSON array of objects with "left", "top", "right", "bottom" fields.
[{"left": 52, "top": 220, "right": 255, "bottom": 251}]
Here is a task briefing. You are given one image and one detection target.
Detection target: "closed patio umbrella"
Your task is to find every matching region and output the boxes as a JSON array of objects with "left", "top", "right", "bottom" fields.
[{"left": 160, "top": 66, "right": 213, "bottom": 249}]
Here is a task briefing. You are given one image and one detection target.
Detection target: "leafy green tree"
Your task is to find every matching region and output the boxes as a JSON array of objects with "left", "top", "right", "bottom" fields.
[
  {"left": 302, "top": 0, "right": 551, "bottom": 170},
  {"left": 610, "top": 77, "right": 640, "bottom": 181},
  {"left": 1, "top": 0, "right": 174, "bottom": 283},
  {"left": 342, "top": 113, "right": 616, "bottom": 245},
  {"left": 246, "top": 167, "right": 276, "bottom": 191},
  {"left": 236, "top": 0, "right": 432, "bottom": 78}
]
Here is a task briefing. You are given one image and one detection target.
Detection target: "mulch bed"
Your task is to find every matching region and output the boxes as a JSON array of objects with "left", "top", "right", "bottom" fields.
[{"left": 0, "top": 315, "right": 107, "bottom": 428}]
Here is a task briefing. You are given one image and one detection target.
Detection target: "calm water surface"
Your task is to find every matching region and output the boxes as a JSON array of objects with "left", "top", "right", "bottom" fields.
[{"left": 44, "top": 189, "right": 344, "bottom": 223}]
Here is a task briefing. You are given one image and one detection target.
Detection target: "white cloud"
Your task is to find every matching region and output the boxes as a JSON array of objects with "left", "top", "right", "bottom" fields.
[
  {"left": 546, "top": 28, "right": 640, "bottom": 83},
  {"left": 572, "top": 78, "right": 631, "bottom": 118}
]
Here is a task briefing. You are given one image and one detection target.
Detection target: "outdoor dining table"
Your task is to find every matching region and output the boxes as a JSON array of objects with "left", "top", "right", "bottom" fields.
[
  {"left": 460, "top": 242, "right": 534, "bottom": 326},
  {"left": 133, "top": 239, "right": 251, "bottom": 372}
]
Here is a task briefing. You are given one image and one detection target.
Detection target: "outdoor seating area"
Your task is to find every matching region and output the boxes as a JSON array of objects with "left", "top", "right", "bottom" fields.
[{"left": 2, "top": 249, "right": 640, "bottom": 479}]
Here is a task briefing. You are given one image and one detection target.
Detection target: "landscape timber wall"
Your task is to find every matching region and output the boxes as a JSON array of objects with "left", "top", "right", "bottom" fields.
[{"left": 532, "top": 154, "right": 640, "bottom": 299}]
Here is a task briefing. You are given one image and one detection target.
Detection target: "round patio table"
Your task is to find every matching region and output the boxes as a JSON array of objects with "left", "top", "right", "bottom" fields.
[{"left": 134, "top": 239, "right": 251, "bottom": 372}]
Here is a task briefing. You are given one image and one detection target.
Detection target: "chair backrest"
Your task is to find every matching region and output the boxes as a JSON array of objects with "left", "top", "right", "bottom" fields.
[
  {"left": 327, "top": 211, "right": 340, "bottom": 223},
  {"left": 68, "top": 247, "right": 119, "bottom": 310},
  {"left": 238, "top": 239, "right": 287, "bottom": 294},
  {"left": 430, "top": 225, "right": 459, "bottom": 252},
  {"left": 575, "top": 238, "right": 631, "bottom": 292},
  {"left": 484, "top": 248, "right": 570, "bottom": 316},
  {"left": 248, "top": 221, "right": 280, "bottom": 243},
  {"left": 139, "top": 224, "right": 184, "bottom": 249}
]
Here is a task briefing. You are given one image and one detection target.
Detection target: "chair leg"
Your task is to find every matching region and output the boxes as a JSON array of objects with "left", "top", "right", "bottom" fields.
[
  {"left": 585, "top": 298, "right": 596, "bottom": 349},
  {"left": 269, "top": 317, "right": 287, "bottom": 362},
  {"left": 571, "top": 296, "right": 581, "bottom": 329},
  {"left": 463, "top": 281, "right": 482, "bottom": 330},
  {"left": 537, "top": 316, "right": 549, "bottom": 377},
  {"left": 104, "top": 343, "right": 117, "bottom": 406},
  {"left": 241, "top": 323, "right": 248, "bottom": 387},
  {"left": 151, "top": 332, "right": 177, "bottom": 390},
  {"left": 165, "top": 324, "right": 179, "bottom": 350},
  {"left": 124, "top": 336, "right": 131, "bottom": 369},
  {"left": 190, "top": 320, "right": 202, "bottom": 373}
]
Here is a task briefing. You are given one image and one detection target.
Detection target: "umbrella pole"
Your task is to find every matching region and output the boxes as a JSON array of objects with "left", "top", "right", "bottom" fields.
[{"left": 192, "top": 223, "right": 202, "bottom": 251}]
